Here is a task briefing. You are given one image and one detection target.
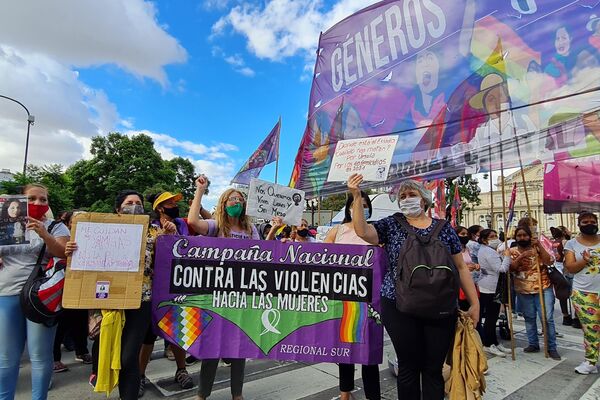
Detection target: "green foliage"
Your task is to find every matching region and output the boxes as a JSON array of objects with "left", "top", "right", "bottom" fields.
[
  {"left": 66, "top": 132, "right": 197, "bottom": 212},
  {"left": 1, "top": 132, "right": 197, "bottom": 215},
  {"left": 320, "top": 193, "right": 347, "bottom": 211},
  {"left": 445, "top": 175, "right": 481, "bottom": 224},
  {"left": 0, "top": 164, "right": 74, "bottom": 216}
]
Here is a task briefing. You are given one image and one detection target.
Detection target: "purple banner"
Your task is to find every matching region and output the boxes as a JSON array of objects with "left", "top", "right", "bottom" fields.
[
  {"left": 291, "top": 0, "right": 600, "bottom": 196},
  {"left": 151, "top": 235, "right": 384, "bottom": 364}
]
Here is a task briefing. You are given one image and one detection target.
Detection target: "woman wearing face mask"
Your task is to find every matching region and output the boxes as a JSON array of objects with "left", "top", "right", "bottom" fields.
[
  {"left": 292, "top": 219, "right": 315, "bottom": 243},
  {"left": 324, "top": 191, "right": 380, "bottom": 400},
  {"left": 347, "top": 174, "right": 479, "bottom": 400},
  {"left": 564, "top": 212, "right": 600, "bottom": 375},
  {"left": 0, "top": 184, "right": 69, "bottom": 400},
  {"left": 66, "top": 190, "right": 170, "bottom": 399},
  {"left": 137, "top": 192, "right": 193, "bottom": 394},
  {"left": 188, "top": 176, "right": 259, "bottom": 400},
  {"left": 509, "top": 226, "right": 560, "bottom": 360},
  {"left": 476, "top": 229, "right": 512, "bottom": 357},
  {"left": 466, "top": 225, "right": 483, "bottom": 263}
]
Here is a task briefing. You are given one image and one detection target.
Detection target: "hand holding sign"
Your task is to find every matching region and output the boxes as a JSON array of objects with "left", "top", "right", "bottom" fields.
[
  {"left": 246, "top": 179, "right": 305, "bottom": 225},
  {"left": 327, "top": 136, "right": 399, "bottom": 182}
]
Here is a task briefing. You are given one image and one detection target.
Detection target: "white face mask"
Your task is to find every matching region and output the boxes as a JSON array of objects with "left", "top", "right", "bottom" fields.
[
  {"left": 488, "top": 238, "right": 501, "bottom": 250},
  {"left": 399, "top": 197, "right": 423, "bottom": 217}
]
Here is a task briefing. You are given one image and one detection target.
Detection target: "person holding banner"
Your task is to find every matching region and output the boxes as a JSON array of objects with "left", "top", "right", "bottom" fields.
[
  {"left": 347, "top": 174, "right": 479, "bottom": 400},
  {"left": 324, "top": 191, "right": 380, "bottom": 400},
  {"left": 138, "top": 192, "right": 194, "bottom": 395},
  {"left": 509, "top": 226, "right": 561, "bottom": 360},
  {"left": 188, "top": 176, "right": 258, "bottom": 400},
  {"left": 0, "top": 183, "right": 69, "bottom": 400},
  {"left": 564, "top": 212, "right": 600, "bottom": 374}
]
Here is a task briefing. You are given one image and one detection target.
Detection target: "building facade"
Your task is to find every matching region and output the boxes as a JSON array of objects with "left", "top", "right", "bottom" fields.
[{"left": 463, "top": 164, "right": 581, "bottom": 236}]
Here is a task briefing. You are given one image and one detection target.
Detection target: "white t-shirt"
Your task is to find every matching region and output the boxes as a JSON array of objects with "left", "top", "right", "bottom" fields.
[
  {"left": 0, "top": 220, "right": 70, "bottom": 296},
  {"left": 564, "top": 238, "right": 600, "bottom": 293},
  {"left": 477, "top": 244, "right": 511, "bottom": 294}
]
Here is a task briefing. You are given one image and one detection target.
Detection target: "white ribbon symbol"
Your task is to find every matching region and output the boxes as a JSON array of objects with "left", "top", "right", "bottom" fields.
[{"left": 260, "top": 309, "right": 281, "bottom": 336}]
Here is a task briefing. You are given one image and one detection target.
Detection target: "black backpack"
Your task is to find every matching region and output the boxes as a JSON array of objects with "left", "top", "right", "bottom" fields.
[
  {"left": 393, "top": 214, "right": 459, "bottom": 318},
  {"left": 20, "top": 221, "right": 66, "bottom": 327}
]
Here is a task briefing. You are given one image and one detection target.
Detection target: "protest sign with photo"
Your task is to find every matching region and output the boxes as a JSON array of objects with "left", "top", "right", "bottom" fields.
[
  {"left": 246, "top": 178, "right": 305, "bottom": 225},
  {"left": 0, "top": 195, "right": 28, "bottom": 246},
  {"left": 152, "top": 235, "right": 384, "bottom": 364},
  {"left": 327, "top": 136, "right": 398, "bottom": 182},
  {"left": 63, "top": 212, "right": 149, "bottom": 309}
]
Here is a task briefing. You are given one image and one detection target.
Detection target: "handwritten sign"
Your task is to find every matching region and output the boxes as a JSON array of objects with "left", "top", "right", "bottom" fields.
[
  {"left": 327, "top": 136, "right": 399, "bottom": 182},
  {"left": 70, "top": 222, "right": 144, "bottom": 272},
  {"left": 246, "top": 178, "right": 305, "bottom": 225}
]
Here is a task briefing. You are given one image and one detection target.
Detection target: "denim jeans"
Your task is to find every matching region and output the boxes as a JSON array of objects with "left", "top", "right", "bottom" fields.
[
  {"left": 517, "top": 288, "right": 557, "bottom": 351},
  {"left": 0, "top": 295, "right": 57, "bottom": 400}
]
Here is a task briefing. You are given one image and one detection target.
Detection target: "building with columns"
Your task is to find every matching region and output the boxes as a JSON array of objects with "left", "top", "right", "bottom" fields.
[{"left": 462, "top": 164, "right": 581, "bottom": 236}]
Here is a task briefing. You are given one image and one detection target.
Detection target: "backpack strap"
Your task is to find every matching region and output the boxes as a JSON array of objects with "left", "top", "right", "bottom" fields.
[
  {"left": 35, "top": 221, "right": 60, "bottom": 266},
  {"left": 392, "top": 213, "right": 445, "bottom": 244}
]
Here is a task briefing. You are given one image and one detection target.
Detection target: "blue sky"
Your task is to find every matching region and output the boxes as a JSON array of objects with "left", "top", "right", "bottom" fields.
[{"left": 0, "top": 0, "right": 368, "bottom": 206}]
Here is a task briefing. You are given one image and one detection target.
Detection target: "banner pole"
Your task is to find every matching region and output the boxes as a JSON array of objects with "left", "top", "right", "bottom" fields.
[
  {"left": 489, "top": 143, "right": 495, "bottom": 230},
  {"left": 275, "top": 116, "right": 281, "bottom": 185},
  {"left": 498, "top": 110, "right": 516, "bottom": 361}
]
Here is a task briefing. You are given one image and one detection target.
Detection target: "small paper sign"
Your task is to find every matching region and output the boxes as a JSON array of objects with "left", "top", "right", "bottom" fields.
[
  {"left": 327, "top": 136, "right": 399, "bottom": 182},
  {"left": 96, "top": 281, "right": 110, "bottom": 299},
  {"left": 246, "top": 178, "right": 305, "bottom": 225}
]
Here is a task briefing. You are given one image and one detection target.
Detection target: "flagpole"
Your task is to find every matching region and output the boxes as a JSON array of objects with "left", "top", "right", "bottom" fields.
[
  {"left": 498, "top": 112, "right": 516, "bottom": 361},
  {"left": 275, "top": 116, "right": 281, "bottom": 184},
  {"left": 489, "top": 146, "right": 495, "bottom": 230}
]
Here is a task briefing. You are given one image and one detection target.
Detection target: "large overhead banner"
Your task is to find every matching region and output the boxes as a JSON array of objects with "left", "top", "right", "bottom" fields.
[
  {"left": 290, "top": 0, "right": 600, "bottom": 197},
  {"left": 544, "top": 155, "right": 600, "bottom": 213}
]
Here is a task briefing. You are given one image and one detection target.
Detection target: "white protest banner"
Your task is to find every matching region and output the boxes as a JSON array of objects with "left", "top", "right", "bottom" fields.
[
  {"left": 70, "top": 222, "right": 144, "bottom": 272},
  {"left": 327, "top": 136, "right": 399, "bottom": 182},
  {"left": 246, "top": 178, "right": 305, "bottom": 225}
]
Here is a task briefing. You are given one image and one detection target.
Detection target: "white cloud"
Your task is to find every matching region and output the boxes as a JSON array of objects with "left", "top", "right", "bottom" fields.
[
  {"left": 220, "top": 52, "right": 256, "bottom": 77},
  {"left": 202, "top": 0, "right": 234, "bottom": 11},
  {"left": 211, "top": 0, "right": 369, "bottom": 61},
  {"left": 125, "top": 129, "right": 239, "bottom": 207},
  {"left": 0, "top": 1, "right": 188, "bottom": 175},
  {"left": 0, "top": 0, "right": 187, "bottom": 85}
]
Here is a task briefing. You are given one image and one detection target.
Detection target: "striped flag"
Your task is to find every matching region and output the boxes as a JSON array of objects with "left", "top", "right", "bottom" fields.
[
  {"left": 505, "top": 183, "right": 517, "bottom": 231},
  {"left": 450, "top": 184, "right": 461, "bottom": 228},
  {"left": 231, "top": 119, "right": 280, "bottom": 185}
]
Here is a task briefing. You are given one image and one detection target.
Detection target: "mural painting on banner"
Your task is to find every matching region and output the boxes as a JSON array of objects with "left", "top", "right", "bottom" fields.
[{"left": 290, "top": 0, "right": 600, "bottom": 197}]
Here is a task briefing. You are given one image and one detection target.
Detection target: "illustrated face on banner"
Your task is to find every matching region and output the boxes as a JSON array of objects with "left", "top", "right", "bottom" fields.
[
  {"left": 483, "top": 85, "right": 509, "bottom": 116},
  {"left": 555, "top": 27, "right": 571, "bottom": 56},
  {"left": 416, "top": 50, "right": 440, "bottom": 95}
]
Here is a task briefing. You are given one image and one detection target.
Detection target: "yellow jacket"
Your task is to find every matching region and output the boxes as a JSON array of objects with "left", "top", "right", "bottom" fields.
[
  {"left": 95, "top": 310, "right": 125, "bottom": 396},
  {"left": 445, "top": 311, "right": 488, "bottom": 400}
]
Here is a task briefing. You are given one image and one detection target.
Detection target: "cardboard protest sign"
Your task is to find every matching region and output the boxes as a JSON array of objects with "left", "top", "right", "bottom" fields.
[
  {"left": 327, "top": 136, "right": 398, "bottom": 182},
  {"left": 246, "top": 178, "right": 305, "bottom": 225},
  {"left": 0, "top": 195, "right": 28, "bottom": 246},
  {"left": 63, "top": 212, "right": 149, "bottom": 309},
  {"left": 152, "top": 235, "right": 384, "bottom": 364}
]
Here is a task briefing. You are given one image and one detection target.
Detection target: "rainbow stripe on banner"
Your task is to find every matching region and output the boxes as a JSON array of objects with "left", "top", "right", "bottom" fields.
[
  {"left": 158, "top": 306, "right": 212, "bottom": 350},
  {"left": 339, "top": 301, "right": 367, "bottom": 343}
]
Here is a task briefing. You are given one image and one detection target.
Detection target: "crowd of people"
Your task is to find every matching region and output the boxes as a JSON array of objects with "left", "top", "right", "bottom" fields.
[{"left": 0, "top": 176, "right": 598, "bottom": 400}]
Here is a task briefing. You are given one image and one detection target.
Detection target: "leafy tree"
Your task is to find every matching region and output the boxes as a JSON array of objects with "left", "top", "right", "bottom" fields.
[
  {"left": 444, "top": 175, "right": 481, "bottom": 224},
  {"left": 165, "top": 157, "right": 196, "bottom": 201},
  {"left": 67, "top": 133, "right": 183, "bottom": 212},
  {"left": 0, "top": 164, "right": 73, "bottom": 216},
  {"left": 320, "top": 193, "right": 347, "bottom": 211}
]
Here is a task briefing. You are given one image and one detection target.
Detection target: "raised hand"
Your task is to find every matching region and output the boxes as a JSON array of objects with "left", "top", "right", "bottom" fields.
[
  {"left": 347, "top": 173, "right": 363, "bottom": 195},
  {"left": 195, "top": 175, "right": 209, "bottom": 192}
]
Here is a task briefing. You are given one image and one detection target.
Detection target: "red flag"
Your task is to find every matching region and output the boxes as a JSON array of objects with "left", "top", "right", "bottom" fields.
[
  {"left": 505, "top": 182, "right": 517, "bottom": 231},
  {"left": 450, "top": 184, "right": 461, "bottom": 228}
]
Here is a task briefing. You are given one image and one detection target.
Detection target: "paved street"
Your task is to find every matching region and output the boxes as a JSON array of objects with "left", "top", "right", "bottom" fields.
[{"left": 15, "top": 304, "right": 600, "bottom": 400}]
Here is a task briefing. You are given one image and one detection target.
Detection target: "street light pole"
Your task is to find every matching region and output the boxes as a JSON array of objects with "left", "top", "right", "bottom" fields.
[{"left": 0, "top": 95, "right": 35, "bottom": 176}]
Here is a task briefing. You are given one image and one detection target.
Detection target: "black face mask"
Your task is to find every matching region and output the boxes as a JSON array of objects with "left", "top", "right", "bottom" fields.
[
  {"left": 297, "top": 228, "right": 309, "bottom": 238},
  {"left": 516, "top": 239, "right": 531, "bottom": 248},
  {"left": 163, "top": 206, "right": 180, "bottom": 219},
  {"left": 580, "top": 224, "right": 599, "bottom": 235},
  {"left": 459, "top": 236, "right": 470, "bottom": 245}
]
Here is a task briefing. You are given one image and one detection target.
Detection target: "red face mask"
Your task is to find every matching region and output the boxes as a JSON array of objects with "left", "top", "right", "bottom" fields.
[{"left": 28, "top": 204, "right": 50, "bottom": 220}]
